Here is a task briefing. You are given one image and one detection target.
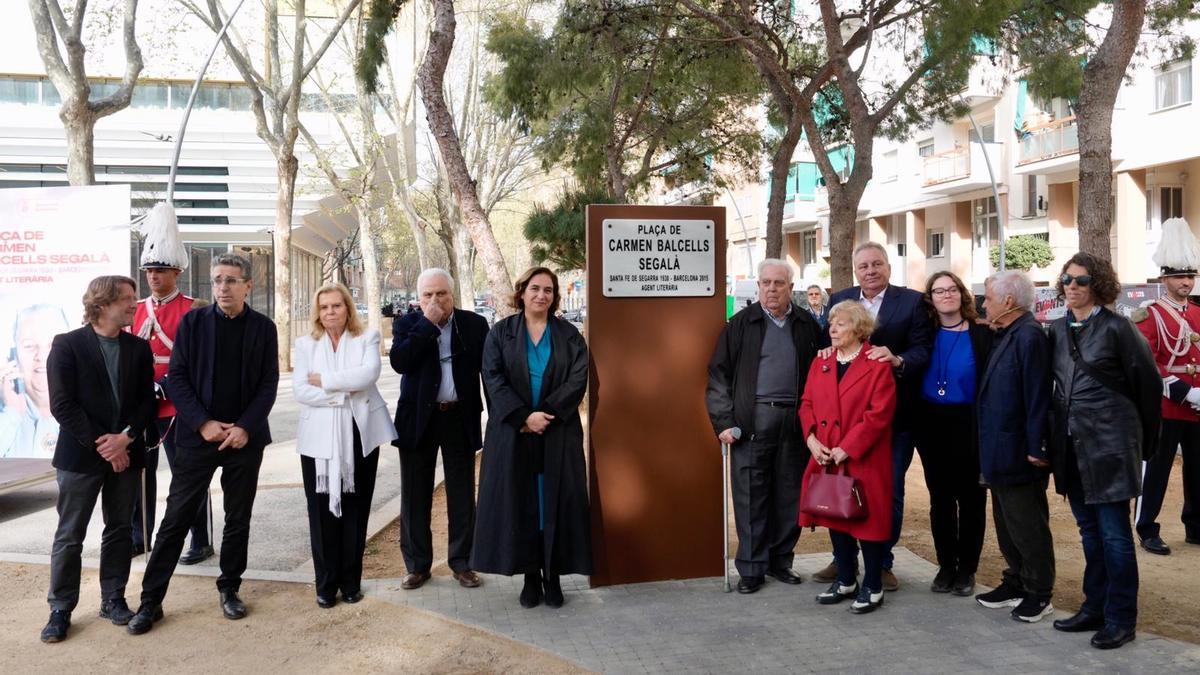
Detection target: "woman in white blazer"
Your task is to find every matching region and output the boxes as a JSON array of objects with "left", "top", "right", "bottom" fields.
[{"left": 293, "top": 282, "right": 397, "bottom": 608}]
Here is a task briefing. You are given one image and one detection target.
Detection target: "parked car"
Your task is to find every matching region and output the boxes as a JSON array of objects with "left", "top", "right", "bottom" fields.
[{"left": 474, "top": 305, "right": 496, "bottom": 325}]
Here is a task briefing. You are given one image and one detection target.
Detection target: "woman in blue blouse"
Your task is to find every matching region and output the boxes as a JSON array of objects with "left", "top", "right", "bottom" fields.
[
  {"left": 915, "top": 271, "right": 992, "bottom": 597},
  {"left": 472, "top": 267, "right": 591, "bottom": 609}
]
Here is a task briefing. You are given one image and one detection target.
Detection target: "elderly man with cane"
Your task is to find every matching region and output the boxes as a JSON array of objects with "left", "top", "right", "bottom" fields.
[{"left": 707, "top": 259, "right": 821, "bottom": 594}]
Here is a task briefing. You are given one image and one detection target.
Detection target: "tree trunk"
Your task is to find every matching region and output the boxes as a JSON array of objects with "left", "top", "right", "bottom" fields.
[
  {"left": 1075, "top": 0, "right": 1146, "bottom": 261},
  {"left": 454, "top": 225, "right": 476, "bottom": 308},
  {"left": 765, "top": 120, "right": 803, "bottom": 260},
  {"left": 826, "top": 197, "right": 858, "bottom": 290},
  {"left": 606, "top": 144, "right": 629, "bottom": 203},
  {"left": 356, "top": 204, "right": 383, "bottom": 335},
  {"left": 61, "top": 110, "right": 97, "bottom": 186},
  {"left": 275, "top": 154, "right": 297, "bottom": 372},
  {"left": 419, "top": 0, "right": 514, "bottom": 315}
]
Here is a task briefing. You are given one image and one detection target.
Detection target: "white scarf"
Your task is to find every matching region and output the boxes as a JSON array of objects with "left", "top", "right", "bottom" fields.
[{"left": 312, "top": 332, "right": 356, "bottom": 517}]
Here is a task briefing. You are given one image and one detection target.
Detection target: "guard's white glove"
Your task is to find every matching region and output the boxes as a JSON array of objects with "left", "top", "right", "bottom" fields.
[{"left": 1186, "top": 388, "right": 1200, "bottom": 407}]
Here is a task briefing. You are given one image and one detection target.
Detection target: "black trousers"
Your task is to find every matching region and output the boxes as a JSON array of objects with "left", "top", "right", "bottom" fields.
[
  {"left": 131, "top": 417, "right": 212, "bottom": 553},
  {"left": 47, "top": 468, "right": 138, "bottom": 611},
  {"left": 731, "top": 402, "right": 803, "bottom": 577},
  {"left": 915, "top": 402, "right": 987, "bottom": 574},
  {"left": 399, "top": 406, "right": 476, "bottom": 574},
  {"left": 991, "top": 475, "right": 1056, "bottom": 599},
  {"left": 139, "top": 443, "right": 264, "bottom": 605},
  {"left": 1136, "top": 418, "right": 1200, "bottom": 541},
  {"left": 301, "top": 425, "right": 379, "bottom": 598}
]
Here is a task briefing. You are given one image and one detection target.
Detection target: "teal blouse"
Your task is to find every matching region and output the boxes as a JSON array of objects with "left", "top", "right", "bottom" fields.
[{"left": 526, "top": 326, "right": 552, "bottom": 406}]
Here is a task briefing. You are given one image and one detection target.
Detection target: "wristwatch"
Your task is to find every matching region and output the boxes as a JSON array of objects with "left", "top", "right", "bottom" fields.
[{"left": 121, "top": 425, "right": 137, "bottom": 440}]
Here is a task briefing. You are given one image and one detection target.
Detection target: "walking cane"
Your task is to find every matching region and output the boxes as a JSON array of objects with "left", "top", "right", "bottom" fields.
[
  {"left": 140, "top": 467, "right": 149, "bottom": 555},
  {"left": 722, "top": 440, "right": 731, "bottom": 592}
]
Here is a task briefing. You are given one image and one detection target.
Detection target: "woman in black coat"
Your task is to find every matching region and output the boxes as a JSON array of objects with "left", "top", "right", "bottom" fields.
[
  {"left": 472, "top": 267, "right": 591, "bottom": 608},
  {"left": 1048, "top": 252, "right": 1160, "bottom": 649},
  {"left": 913, "top": 271, "right": 992, "bottom": 598}
]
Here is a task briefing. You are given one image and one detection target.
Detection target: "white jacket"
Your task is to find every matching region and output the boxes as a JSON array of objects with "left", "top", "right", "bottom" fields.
[{"left": 293, "top": 329, "right": 398, "bottom": 459}]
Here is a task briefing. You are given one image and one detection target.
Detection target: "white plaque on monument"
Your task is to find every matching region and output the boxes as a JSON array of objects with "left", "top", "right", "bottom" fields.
[{"left": 601, "top": 218, "right": 716, "bottom": 297}]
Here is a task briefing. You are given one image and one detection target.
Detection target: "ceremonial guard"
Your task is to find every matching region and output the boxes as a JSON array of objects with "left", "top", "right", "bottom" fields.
[
  {"left": 1133, "top": 217, "right": 1200, "bottom": 554},
  {"left": 129, "top": 203, "right": 213, "bottom": 563}
]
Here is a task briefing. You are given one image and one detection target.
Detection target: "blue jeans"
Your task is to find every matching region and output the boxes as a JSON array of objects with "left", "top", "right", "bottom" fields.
[
  {"left": 1066, "top": 483, "right": 1138, "bottom": 629},
  {"left": 883, "top": 429, "right": 914, "bottom": 570}
]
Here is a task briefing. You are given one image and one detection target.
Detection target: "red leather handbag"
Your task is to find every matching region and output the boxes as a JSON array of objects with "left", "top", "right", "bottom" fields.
[{"left": 800, "top": 463, "right": 867, "bottom": 521}]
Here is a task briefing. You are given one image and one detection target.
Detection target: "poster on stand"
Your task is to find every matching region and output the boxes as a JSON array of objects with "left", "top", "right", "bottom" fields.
[{"left": 0, "top": 185, "right": 131, "bottom": 458}]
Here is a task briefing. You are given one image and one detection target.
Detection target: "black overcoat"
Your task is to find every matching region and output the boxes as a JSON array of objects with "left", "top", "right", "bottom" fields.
[{"left": 471, "top": 314, "right": 592, "bottom": 576}]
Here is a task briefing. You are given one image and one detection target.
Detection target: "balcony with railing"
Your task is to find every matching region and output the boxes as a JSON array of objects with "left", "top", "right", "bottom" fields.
[
  {"left": 1017, "top": 116, "right": 1079, "bottom": 166},
  {"left": 920, "top": 141, "right": 1004, "bottom": 194}
]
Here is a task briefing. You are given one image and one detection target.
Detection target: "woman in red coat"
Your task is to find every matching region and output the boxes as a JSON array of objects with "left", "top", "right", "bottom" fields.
[{"left": 800, "top": 300, "right": 897, "bottom": 614}]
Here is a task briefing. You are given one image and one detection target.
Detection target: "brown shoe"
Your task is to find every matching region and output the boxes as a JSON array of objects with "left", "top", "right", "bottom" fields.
[
  {"left": 452, "top": 570, "right": 482, "bottom": 588},
  {"left": 401, "top": 572, "right": 431, "bottom": 590},
  {"left": 882, "top": 569, "right": 900, "bottom": 592},
  {"left": 812, "top": 560, "right": 839, "bottom": 584}
]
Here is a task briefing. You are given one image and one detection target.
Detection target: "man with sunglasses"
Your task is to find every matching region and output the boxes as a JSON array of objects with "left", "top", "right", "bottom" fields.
[
  {"left": 1132, "top": 218, "right": 1200, "bottom": 556},
  {"left": 390, "top": 268, "right": 490, "bottom": 590},
  {"left": 128, "top": 253, "right": 279, "bottom": 634}
]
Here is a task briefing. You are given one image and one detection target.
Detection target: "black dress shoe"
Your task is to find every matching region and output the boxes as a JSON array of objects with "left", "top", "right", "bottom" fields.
[
  {"left": 543, "top": 574, "right": 564, "bottom": 608},
  {"left": 930, "top": 567, "right": 955, "bottom": 593},
  {"left": 1187, "top": 535, "right": 1200, "bottom": 545},
  {"left": 126, "top": 604, "right": 163, "bottom": 635},
  {"left": 180, "top": 545, "right": 215, "bottom": 566},
  {"left": 767, "top": 568, "right": 804, "bottom": 585},
  {"left": 99, "top": 598, "right": 135, "bottom": 625},
  {"left": 1091, "top": 624, "right": 1136, "bottom": 649},
  {"left": 342, "top": 590, "right": 364, "bottom": 604},
  {"left": 1054, "top": 610, "right": 1105, "bottom": 633},
  {"left": 40, "top": 609, "right": 70, "bottom": 643},
  {"left": 520, "top": 570, "right": 543, "bottom": 608},
  {"left": 220, "top": 590, "right": 247, "bottom": 620},
  {"left": 1139, "top": 536, "right": 1171, "bottom": 555},
  {"left": 737, "top": 575, "right": 765, "bottom": 594},
  {"left": 317, "top": 595, "right": 337, "bottom": 609}
]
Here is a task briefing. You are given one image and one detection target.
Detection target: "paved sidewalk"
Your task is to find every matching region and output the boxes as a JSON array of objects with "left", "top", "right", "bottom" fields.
[{"left": 366, "top": 548, "right": 1200, "bottom": 674}]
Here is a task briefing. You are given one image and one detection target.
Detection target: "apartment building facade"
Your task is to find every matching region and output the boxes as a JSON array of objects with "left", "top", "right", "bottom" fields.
[
  {"left": 718, "top": 30, "right": 1200, "bottom": 295},
  {"left": 0, "top": 4, "right": 379, "bottom": 334}
]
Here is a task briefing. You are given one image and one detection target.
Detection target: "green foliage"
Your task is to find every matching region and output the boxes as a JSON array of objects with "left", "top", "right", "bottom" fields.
[
  {"left": 1003, "top": 0, "right": 1199, "bottom": 104},
  {"left": 522, "top": 187, "right": 614, "bottom": 271},
  {"left": 357, "top": 0, "right": 410, "bottom": 94},
  {"left": 486, "top": 1, "right": 764, "bottom": 200},
  {"left": 989, "top": 234, "right": 1054, "bottom": 271}
]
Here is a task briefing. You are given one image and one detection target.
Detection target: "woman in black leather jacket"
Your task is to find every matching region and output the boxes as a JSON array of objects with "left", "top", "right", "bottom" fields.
[{"left": 1047, "top": 252, "right": 1160, "bottom": 650}]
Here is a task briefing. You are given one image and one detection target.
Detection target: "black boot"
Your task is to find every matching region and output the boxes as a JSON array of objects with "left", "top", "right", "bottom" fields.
[
  {"left": 519, "top": 569, "right": 543, "bottom": 608},
  {"left": 543, "top": 573, "right": 564, "bottom": 608}
]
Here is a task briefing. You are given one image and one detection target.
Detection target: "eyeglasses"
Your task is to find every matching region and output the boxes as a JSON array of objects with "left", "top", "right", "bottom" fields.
[
  {"left": 1060, "top": 273, "right": 1093, "bottom": 287},
  {"left": 211, "top": 276, "right": 246, "bottom": 287},
  {"left": 930, "top": 287, "right": 960, "bottom": 297}
]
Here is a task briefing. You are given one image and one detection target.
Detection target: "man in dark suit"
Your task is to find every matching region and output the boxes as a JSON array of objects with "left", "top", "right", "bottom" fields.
[
  {"left": 41, "top": 275, "right": 156, "bottom": 643},
  {"left": 814, "top": 241, "right": 933, "bottom": 591},
  {"left": 128, "top": 253, "right": 278, "bottom": 635},
  {"left": 391, "top": 268, "right": 489, "bottom": 590}
]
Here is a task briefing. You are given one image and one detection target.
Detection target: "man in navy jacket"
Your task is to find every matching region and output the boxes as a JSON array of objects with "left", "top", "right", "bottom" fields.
[
  {"left": 815, "top": 242, "right": 932, "bottom": 591},
  {"left": 974, "top": 270, "right": 1056, "bottom": 623},
  {"left": 129, "top": 253, "right": 278, "bottom": 634},
  {"left": 391, "top": 268, "right": 489, "bottom": 591}
]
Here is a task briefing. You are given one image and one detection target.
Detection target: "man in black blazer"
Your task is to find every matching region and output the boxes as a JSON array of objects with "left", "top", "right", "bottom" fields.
[
  {"left": 815, "top": 242, "right": 933, "bottom": 591},
  {"left": 41, "top": 275, "right": 156, "bottom": 643},
  {"left": 391, "top": 268, "right": 489, "bottom": 590},
  {"left": 129, "top": 253, "right": 279, "bottom": 635}
]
